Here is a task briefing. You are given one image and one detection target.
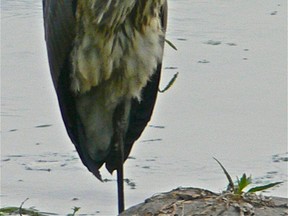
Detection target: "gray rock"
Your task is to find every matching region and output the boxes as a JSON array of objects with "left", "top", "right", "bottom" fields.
[{"left": 120, "top": 187, "right": 288, "bottom": 216}]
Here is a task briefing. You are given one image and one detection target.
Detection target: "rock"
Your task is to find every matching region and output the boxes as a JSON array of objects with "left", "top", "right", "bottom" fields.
[{"left": 120, "top": 187, "right": 288, "bottom": 216}]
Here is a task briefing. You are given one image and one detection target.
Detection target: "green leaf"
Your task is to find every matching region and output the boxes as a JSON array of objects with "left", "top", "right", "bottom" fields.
[
  {"left": 67, "top": 207, "right": 81, "bottom": 216},
  {"left": 236, "top": 174, "right": 252, "bottom": 194},
  {"left": 247, "top": 182, "right": 283, "bottom": 193},
  {"left": 213, "top": 157, "right": 234, "bottom": 192}
]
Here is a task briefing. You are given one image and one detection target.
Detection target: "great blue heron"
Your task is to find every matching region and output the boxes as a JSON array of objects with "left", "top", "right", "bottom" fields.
[{"left": 43, "top": 0, "right": 167, "bottom": 213}]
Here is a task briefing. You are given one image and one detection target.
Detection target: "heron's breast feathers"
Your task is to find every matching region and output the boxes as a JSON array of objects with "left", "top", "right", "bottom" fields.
[{"left": 70, "top": 0, "right": 165, "bottom": 106}]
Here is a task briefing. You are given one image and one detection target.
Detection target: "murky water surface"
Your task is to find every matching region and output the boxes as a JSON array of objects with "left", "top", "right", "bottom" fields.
[{"left": 1, "top": 0, "right": 287, "bottom": 215}]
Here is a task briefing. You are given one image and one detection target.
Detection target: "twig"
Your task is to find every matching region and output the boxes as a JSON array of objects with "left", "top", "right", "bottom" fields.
[
  {"left": 165, "top": 39, "right": 178, "bottom": 51},
  {"left": 19, "top": 198, "right": 29, "bottom": 216},
  {"left": 159, "top": 72, "right": 179, "bottom": 93}
]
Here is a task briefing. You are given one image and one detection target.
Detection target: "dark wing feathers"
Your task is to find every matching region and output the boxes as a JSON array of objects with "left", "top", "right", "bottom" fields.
[
  {"left": 43, "top": 0, "right": 76, "bottom": 89},
  {"left": 123, "top": 63, "right": 162, "bottom": 161},
  {"left": 43, "top": 0, "right": 78, "bottom": 145},
  {"left": 43, "top": 0, "right": 103, "bottom": 177},
  {"left": 121, "top": 2, "right": 168, "bottom": 162}
]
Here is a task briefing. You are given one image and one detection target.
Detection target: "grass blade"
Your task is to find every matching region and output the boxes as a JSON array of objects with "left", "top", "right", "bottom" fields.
[
  {"left": 237, "top": 174, "right": 252, "bottom": 194},
  {"left": 213, "top": 157, "right": 234, "bottom": 191},
  {"left": 247, "top": 182, "right": 283, "bottom": 193}
]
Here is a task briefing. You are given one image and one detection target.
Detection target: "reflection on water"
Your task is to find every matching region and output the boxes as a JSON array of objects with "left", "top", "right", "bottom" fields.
[{"left": 1, "top": 0, "right": 287, "bottom": 215}]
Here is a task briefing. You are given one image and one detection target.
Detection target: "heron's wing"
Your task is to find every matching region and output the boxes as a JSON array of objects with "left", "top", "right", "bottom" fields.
[
  {"left": 123, "top": 1, "right": 168, "bottom": 161},
  {"left": 43, "top": 0, "right": 76, "bottom": 89},
  {"left": 43, "top": 1, "right": 104, "bottom": 178},
  {"left": 43, "top": 0, "right": 79, "bottom": 148}
]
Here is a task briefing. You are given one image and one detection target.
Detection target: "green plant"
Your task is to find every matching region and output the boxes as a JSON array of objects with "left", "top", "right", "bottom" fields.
[
  {"left": 0, "top": 199, "right": 79, "bottom": 216},
  {"left": 67, "top": 207, "right": 81, "bottom": 216},
  {"left": 213, "top": 157, "right": 282, "bottom": 195},
  {"left": 0, "top": 206, "right": 48, "bottom": 216},
  {"left": 0, "top": 198, "right": 50, "bottom": 216}
]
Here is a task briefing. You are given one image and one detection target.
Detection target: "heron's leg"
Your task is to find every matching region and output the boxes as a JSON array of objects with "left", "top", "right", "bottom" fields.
[
  {"left": 115, "top": 120, "right": 125, "bottom": 213},
  {"left": 113, "top": 100, "right": 130, "bottom": 214},
  {"left": 117, "top": 158, "right": 124, "bottom": 213}
]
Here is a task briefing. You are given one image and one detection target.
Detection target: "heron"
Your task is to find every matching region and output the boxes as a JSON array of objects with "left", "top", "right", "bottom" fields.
[{"left": 43, "top": 0, "right": 167, "bottom": 213}]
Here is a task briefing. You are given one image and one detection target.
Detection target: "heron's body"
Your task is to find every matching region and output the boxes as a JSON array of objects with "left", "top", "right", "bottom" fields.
[{"left": 43, "top": 0, "right": 167, "bottom": 212}]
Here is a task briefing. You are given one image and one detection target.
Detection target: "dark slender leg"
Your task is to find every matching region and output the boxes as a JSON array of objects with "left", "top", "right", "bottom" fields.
[
  {"left": 117, "top": 165, "right": 124, "bottom": 214},
  {"left": 114, "top": 101, "right": 128, "bottom": 214},
  {"left": 117, "top": 118, "right": 125, "bottom": 214}
]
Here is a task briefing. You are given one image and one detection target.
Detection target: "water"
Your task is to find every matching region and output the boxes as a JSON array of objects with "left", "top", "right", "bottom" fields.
[{"left": 1, "top": 0, "right": 287, "bottom": 215}]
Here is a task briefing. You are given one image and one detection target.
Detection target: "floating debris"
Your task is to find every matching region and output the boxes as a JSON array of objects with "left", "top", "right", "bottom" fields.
[
  {"left": 25, "top": 165, "right": 51, "bottom": 172},
  {"left": 204, "top": 40, "right": 222, "bottom": 45},
  {"left": 103, "top": 178, "right": 113, "bottom": 182},
  {"left": 146, "top": 159, "right": 156, "bottom": 162},
  {"left": 272, "top": 153, "right": 288, "bottom": 162},
  {"left": 141, "top": 139, "right": 162, "bottom": 143},
  {"left": 124, "top": 178, "right": 136, "bottom": 190},
  {"left": 198, "top": 59, "right": 210, "bottom": 64},
  {"left": 142, "top": 166, "right": 150, "bottom": 169},
  {"left": 267, "top": 171, "right": 278, "bottom": 175},
  {"left": 177, "top": 38, "right": 187, "bottom": 41},
  {"left": 35, "top": 124, "right": 52, "bottom": 128},
  {"left": 6, "top": 154, "right": 25, "bottom": 158},
  {"left": 165, "top": 66, "right": 178, "bottom": 70},
  {"left": 4, "top": 151, "right": 80, "bottom": 173},
  {"left": 149, "top": 125, "right": 165, "bottom": 129},
  {"left": 227, "top": 42, "right": 237, "bottom": 46}
]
